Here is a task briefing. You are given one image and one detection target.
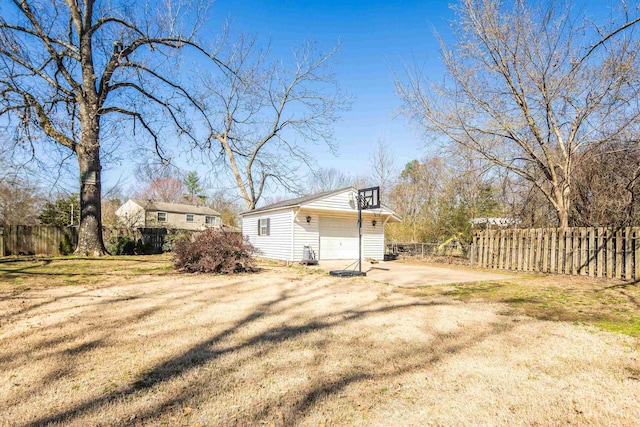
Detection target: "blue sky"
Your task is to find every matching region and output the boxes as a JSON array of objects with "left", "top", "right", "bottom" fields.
[
  {"left": 123, "top": 0, "right": 455, "bottom": 201},
  {"left": 206, "top": 0, "right": 454, "bottom": 180},
  {"left": 3, "top": 0, "right": 624, "bottom": 202},
  {"left": 2, "top": 0, "right": 454, "bottom": 201}
]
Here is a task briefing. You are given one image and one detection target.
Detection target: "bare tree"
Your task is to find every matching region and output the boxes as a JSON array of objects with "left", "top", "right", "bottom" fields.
[
  {"left": 571, "top": 141, "right": 640, "bottom": 226},
  {"left": 0, "top": 176, "right": 43, "bottom": 225},
  {"left": 135, "top": 176, "right": 187, "bottom": 204},
  {"left": 201, "top": 37, "right": 350, "bottom": 210},
  {"left": 397, "top": 0, "right": 640, "bottom": 227},
  {"left": 0, "top": 0, "right": 227, "bottom": 255},
  {"left": 307, "top": 167, "right": 357, "bottom": 194},
  {"left": 368, "top": 139, "right": 397, "bottom": 202},
  {"left": 207, "top": 189, "right": 242, "bottom": 227}
]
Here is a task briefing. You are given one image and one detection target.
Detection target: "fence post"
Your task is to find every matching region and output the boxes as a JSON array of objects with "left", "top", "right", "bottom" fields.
[
  {"left": 482, "top": 234, "right": 489, "bottom": 268},
  {"left": 0, "top": 227, "right": 4, "bottom": 257},
  {"left": 571, "top": 229, "right": 578, "bottom": 275},
  {"left": 625, "top": 227, "right": 632, "bottom": 281},
  {"left": 535, "top": 229, "right": 542, "bottom": 272},
  {"left": 566, "top": 229, "right": 573, "bottom": 275},
  {"left": 511, "top": 229, "right": 518, "bottom": 270},
  {"left": 549, "top": 228, "right": 556, "bottom": 274},
  {"left": 597, "top": 227, "right": 604, "bottom": 278},
  {"left": 497, "top": 230, "right": 504, "bottom": 269},
  {"left": 588, "top": 227, "right": 595, "bottom": 277},
  {"left": 579, "top": 227, "right": 587, "bottom": 275},
  {"left": 470, "top": 234, "right": 475, "bottom": 266},
  {"left": 505, "top": 230, "right": 512, "bottom": 270},
  {"left": 634, "top": 227, "right": 640, "bottom": 281},
  {"left": 606, "top": 229, "right": 614, "bottom": 278},
  {"left": 616, "top": 229, "right": 623, "bottom": 279}
]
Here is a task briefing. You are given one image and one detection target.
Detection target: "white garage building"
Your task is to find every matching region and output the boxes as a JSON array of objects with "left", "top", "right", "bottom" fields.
[{"left": 240, "top": 187, "right": 401, "bottom": 262}]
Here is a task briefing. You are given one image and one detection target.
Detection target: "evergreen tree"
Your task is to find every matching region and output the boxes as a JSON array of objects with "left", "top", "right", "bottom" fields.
[{"left": 39, "top": 194, "right": 80, "bottom": 227}]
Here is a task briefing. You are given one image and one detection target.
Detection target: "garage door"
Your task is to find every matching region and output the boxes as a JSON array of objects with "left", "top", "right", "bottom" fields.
[{"left": 319, "top": 217, "right": 359, "bottom": 260}]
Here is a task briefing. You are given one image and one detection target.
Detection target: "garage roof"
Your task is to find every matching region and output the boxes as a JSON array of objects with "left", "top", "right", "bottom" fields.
[
  {"left": 241, "top": 187, "right": 401, "bottom": 222},
  {"left": 242, "top": 187, "right": 354, "bottom": 215}
]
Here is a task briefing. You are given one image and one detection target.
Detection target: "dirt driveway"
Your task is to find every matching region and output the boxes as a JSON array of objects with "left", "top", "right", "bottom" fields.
[
  {"left": 315, "top": 259, "right": 513, "bottom": 286},
  {"left": 1, "top": 265, "right": 639, "bottom": 426}
]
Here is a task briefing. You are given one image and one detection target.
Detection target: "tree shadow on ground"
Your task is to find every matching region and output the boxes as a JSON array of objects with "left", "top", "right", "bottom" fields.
[{"left": 4, "top": 273, "right": 515, "bottom": 427}]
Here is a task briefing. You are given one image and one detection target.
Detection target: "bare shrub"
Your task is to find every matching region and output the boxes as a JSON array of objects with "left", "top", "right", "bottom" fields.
[{"left": 172, "top": 229, "right": 259, "bottom": 274}]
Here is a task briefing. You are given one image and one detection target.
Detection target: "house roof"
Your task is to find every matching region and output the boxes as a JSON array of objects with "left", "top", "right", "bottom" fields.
[
  {"left": 131, "top": 199, "right": 221, "bottom": 216},
  {"left": 241, "top": 187, "right": 355, "bottom": 215}
]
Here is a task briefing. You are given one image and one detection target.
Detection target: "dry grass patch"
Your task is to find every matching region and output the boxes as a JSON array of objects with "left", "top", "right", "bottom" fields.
[
  {"left": 0, "top": 255, "right": 174, "bottom": 291},
  {"left": 404, "top": 271, "right": 640, "bottom": 339},
  {"left": 0, "top": 258, "right": 639, "bottom": 426}
]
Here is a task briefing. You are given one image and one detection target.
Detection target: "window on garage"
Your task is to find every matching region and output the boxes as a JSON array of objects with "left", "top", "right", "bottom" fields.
[
  {"left": 157, "top": 212, "right": 167, "bottom": 222},
  {"left": 258, "top": 218, "right": 270, "bottom": 236},
  {"left": 186, "top": 214, "right": 194, "bottom": 222}
]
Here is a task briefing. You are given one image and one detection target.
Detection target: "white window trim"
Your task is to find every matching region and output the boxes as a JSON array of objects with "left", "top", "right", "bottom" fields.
[
  {"left": 186, "top": 214, "right": 195, "bottom": 222},
  {"left": 205, "top": 216, "right": 217, "bottom": 225},
  {"left": 259, "top": 218, "right": 270, "bottom": 236},
  {"left": 157, "top": 212, "right": 167, "bottom": 222}
]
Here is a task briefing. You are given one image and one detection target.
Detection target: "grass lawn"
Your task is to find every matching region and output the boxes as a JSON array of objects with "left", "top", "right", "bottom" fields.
[
  {"left": 400, "top": 266, "right": 640, "bottom": 339},
  {"left": 1, "top": 255, "right": 639, "bottom": 426}
]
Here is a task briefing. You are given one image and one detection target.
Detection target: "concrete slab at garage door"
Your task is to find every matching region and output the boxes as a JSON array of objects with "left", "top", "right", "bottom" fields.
[
  {"left": 319, "top": 217, "right": 359, "bottom": 260},
  {"left": 317, "top": 260, "right": 513, "bottom": 286}
]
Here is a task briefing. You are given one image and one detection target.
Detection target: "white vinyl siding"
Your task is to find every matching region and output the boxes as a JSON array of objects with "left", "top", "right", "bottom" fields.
[
  {"left": 240, "top": 188, "right": 398, "bottom": 262},
  {"left": 362, "top": 218, "right": 384, "bottom": 260},
  {"left": 293, "top": 212, "right": 319, "bottom": 261},
  {"left": 115, "top": 200, "right": 146, "bottom": 227},
  {"left": 243, "top": 209, "right": 293, "bottom": 261},
  {"left": 305, "top": 189, "right": 357, "bottom": 211}
]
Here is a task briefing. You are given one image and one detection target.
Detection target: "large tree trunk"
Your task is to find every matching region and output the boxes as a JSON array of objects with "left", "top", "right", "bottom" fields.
[
  {"left": 75, "top": 142, "right": 106, "bottom": 256},
  {"left": 553, "top": 185, "right": 570, "bottom": 228}
]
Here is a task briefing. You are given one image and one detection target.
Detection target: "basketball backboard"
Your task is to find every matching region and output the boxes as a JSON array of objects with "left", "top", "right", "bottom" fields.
[{"left": 357, "top": 186, "right": 380, "bottom": 209}]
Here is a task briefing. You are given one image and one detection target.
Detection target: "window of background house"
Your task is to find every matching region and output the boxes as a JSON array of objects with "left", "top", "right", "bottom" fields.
[
  {"left": 157, "top": 212, "right": 167, "bottom": 222},
  {"left": 258, "top": 218, "right": 270, "bottom": 236},
  {"left": 205, "top": 216, "right": 217, "bottom": 225},
  {"left": 186, "top": 214, "right": 194, "bottom": 222}
]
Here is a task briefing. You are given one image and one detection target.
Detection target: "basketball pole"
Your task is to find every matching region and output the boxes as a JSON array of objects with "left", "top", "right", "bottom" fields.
[{"left": 358, "top": 198, "right": 362, "bottom": 273}]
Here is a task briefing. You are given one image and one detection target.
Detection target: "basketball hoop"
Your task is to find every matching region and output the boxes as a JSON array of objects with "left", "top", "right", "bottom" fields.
[
  {"left": 357, "top": 186, "right": 380, "bottom": 210},
  {"left": 330, "top": 186, "right": 382, "bottom": 277}
]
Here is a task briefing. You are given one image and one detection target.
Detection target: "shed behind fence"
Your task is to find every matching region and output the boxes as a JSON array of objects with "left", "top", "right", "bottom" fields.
[{"left": 471, "top": 227, "right": 640, "bottom": 281}]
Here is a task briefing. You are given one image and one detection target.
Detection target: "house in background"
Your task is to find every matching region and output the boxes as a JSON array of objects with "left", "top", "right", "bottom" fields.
[
  {"left": 116, "top": 199, "right": 222, "bottom": 231},
  {"left": 240, "top": 187, "right": 401, "bottom": 262}
]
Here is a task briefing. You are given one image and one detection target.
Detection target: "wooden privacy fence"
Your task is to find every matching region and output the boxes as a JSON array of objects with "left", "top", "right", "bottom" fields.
[
  {"left": 387, "top": 242, "right": 466, "bottom": 257},
  {"left": 0, "top": 225, "right": 77, "bottom": 256},
  {"left": 0, "top": 226, "right": 172, "bottom": 256},
  {"left": 471, "top": 227, "right": 640, "bottom": 281},
  {"left": 103, "top": 228, "right": 169, "bottom": 254}
]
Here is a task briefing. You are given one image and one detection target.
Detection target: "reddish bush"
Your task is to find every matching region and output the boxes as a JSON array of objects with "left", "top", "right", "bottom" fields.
[{"left": 172, "top": 229, "right": 259, "bottom": 274}]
